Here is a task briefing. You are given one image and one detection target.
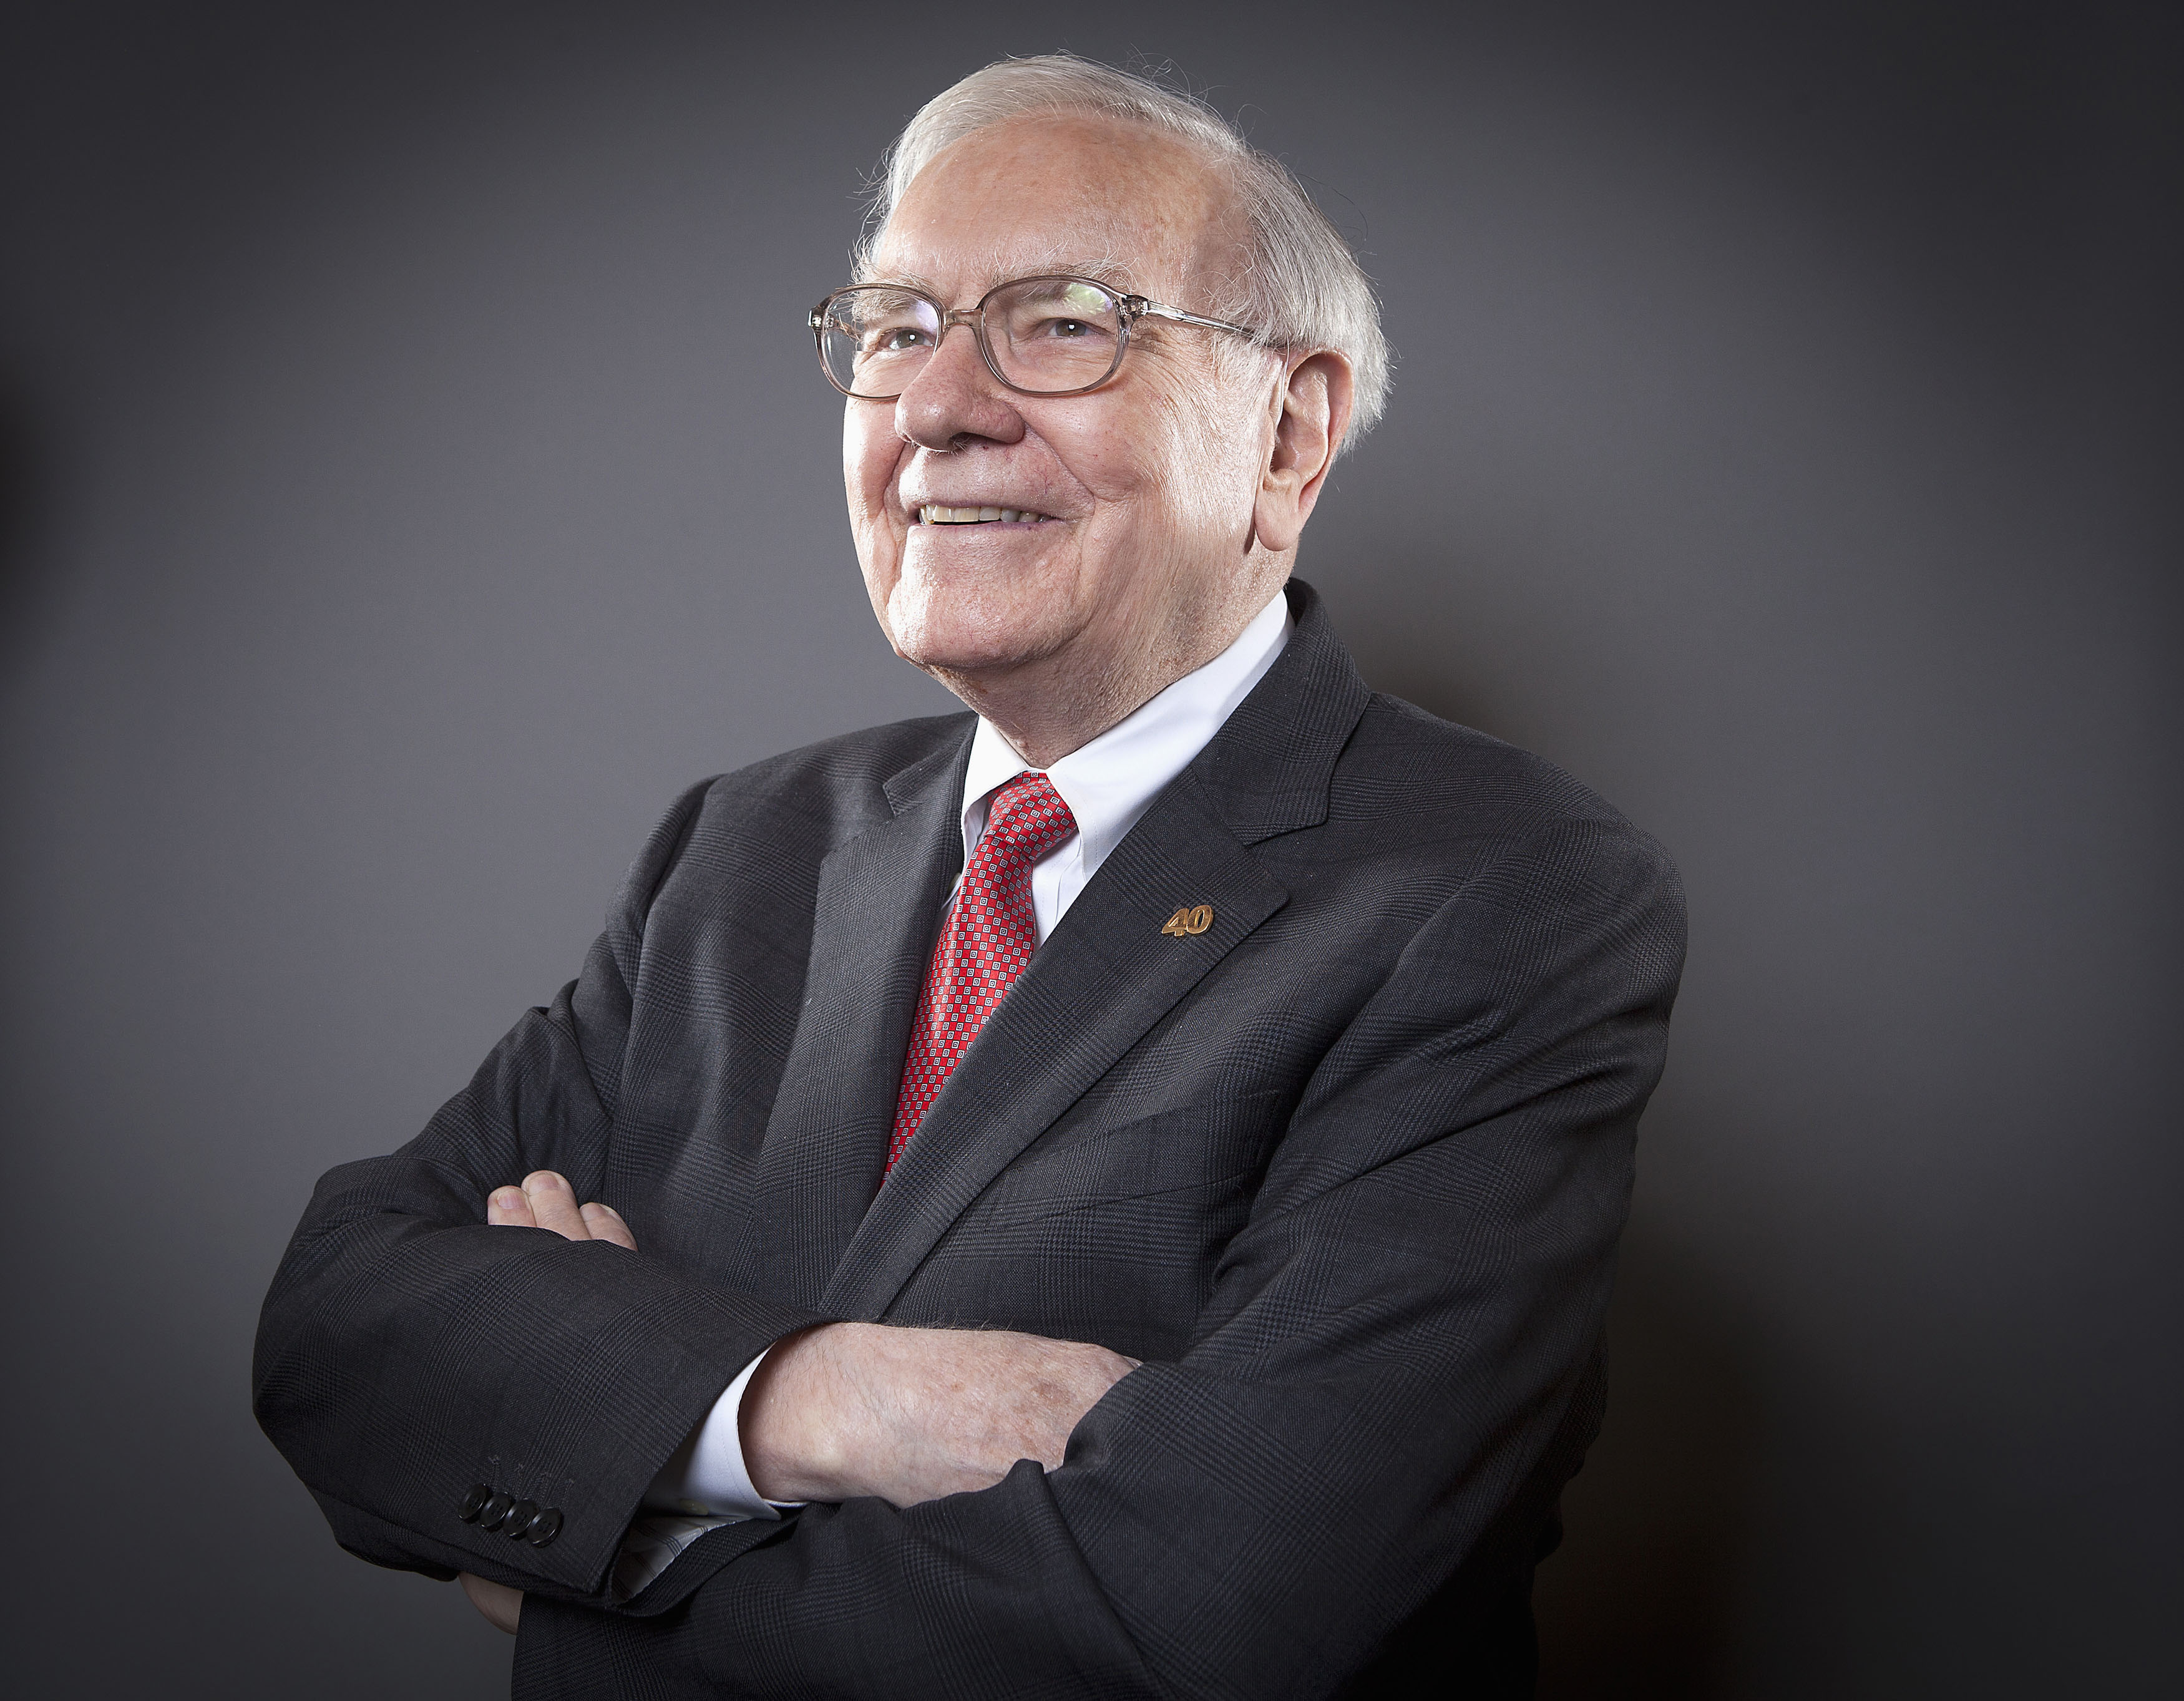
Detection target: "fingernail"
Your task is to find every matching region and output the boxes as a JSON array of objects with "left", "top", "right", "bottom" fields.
[
  {"left": 525, "top": 1172, "right": 565, "bottom": 1193},
  {"left": 490, "top": 1189, "right": 522, "bottom": 1212}
]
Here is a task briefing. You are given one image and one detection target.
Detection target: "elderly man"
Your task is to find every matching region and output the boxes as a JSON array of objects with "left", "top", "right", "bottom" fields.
[{"left": 256, "top": 55, "right": 1682, "bottom": 1700}]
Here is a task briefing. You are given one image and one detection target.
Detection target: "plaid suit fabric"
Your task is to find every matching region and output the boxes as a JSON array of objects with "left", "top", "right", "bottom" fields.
[
  {"left": 890, "top": 771, "right": 1075, "bottom": 1170},
  {"left": 255, "top": 581, "right": 1684, "bottom": 1700}
]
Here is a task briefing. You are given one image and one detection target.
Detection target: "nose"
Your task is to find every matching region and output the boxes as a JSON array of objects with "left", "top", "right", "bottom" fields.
[{"left": 894, "top": 317, "right": 1025, "bottom": 452}]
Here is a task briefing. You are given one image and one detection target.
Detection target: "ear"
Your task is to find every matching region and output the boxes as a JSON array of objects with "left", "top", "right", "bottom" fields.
[{"left": 1250, "top": 351, "right": 1355, "bottom": 556}]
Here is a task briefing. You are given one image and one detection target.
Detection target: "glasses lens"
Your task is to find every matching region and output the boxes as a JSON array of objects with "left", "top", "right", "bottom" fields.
[
  {"left": 822, "top": 287, "right": 941, "bottom": 397},
  {"left": 984, "top": 278, "right": 1124, "bottom": 392}
]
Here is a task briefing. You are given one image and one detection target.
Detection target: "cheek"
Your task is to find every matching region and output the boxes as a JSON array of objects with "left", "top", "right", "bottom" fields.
[
  {"left": 842, "top": 409, "right": 886, "bottom": 512},
  {"left": 1193, "top": 368, "right": 1272, "bottom": 485},
  {"left": 1135, "top": 358, "right": 1263, "bottom": 509},
  {"left": 1128, "top": 388, "right": 1260, "bottom": 538},
  {"left": 844, "top": 414, "right": 904, "bottom": 563},
  {"left": 1071, "top": 406, "right": 1213, "bottom": 527}
]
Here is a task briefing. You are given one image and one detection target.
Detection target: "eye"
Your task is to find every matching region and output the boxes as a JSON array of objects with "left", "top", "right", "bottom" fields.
[{"left": 865, "top": 322, "right": 936, "bottom": 354}]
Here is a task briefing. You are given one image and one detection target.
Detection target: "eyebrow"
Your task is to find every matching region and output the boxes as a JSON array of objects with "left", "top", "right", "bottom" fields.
[{"left": 852, "top": 253, "right": 1143, "bottom": 299}]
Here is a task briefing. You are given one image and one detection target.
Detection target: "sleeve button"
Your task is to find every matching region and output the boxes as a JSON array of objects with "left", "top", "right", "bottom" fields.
[
  {"left": 477, "top": 1491, "right": 517, "bottom": 1532},
  {"left": 458, "top": 1483, "right": 492, "bottom": 1523},
  {"left": 525, "top": 1508, "right": 563, "bottom": 1547},
  {"left": 504, "top": 1500, "right": 539, "bottom": 1539}
]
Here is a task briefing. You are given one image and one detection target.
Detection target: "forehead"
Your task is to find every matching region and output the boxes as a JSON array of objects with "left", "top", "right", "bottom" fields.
[{"left": 867, "top": 112, "right": 1243, "bottom": 300}]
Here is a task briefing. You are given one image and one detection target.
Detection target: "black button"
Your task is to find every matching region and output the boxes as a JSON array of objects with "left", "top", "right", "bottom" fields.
[
  {"left": 503, "top": 1500, "right": 539, "bottom": 1539},
  {"left": 458, "top": 1483, "right": 492, "bottom": 1523},
  {"left": 477, "top": 1491, "right": 516, "bottom": 1532},
  {"left": 525, "top": 1508, "right": 563, "bottom": 1547}
]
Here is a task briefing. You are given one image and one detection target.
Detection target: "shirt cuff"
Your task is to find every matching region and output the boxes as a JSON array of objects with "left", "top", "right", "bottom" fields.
[{"left": 641, "top": 1346, "right": 802, "bottom": 1520}]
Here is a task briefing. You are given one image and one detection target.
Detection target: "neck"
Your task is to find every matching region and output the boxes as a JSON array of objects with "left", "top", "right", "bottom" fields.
[
  {"left": 932, "top": 572, "right": 1285, "bottom": 768},
  {"left": 930, "top": 653, "right": 1174, "bottom": 770}
]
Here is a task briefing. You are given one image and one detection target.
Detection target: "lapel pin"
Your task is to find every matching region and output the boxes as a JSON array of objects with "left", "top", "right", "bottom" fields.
[{"left": 1160, "top": 904, "right": 1214, "bottom": 938}]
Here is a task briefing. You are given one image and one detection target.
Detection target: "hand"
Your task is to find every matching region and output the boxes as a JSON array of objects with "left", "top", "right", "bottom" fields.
[
  {"left": 460, "top": 1570, "right": 522, "bottom": 1635},
  {"left": 459, "top": 1171, "right": 636, "bottom": 1630},
  {"left": 742, "top": 1321, "right": 1138, "bottom": 1509},
  {"left": 484, "top": 1169, "right": 637, "bottom": 1249}
]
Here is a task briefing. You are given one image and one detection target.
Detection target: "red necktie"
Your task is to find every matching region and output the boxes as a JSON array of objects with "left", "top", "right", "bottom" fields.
[{"left": 887, "top": 771, "right": 1077, "bottom": 1171}]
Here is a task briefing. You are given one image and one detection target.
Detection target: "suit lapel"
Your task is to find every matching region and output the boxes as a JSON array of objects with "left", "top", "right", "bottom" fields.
[
  {"left": 790, "top": 578, "right": 1371, "bottom": 1318},
  {"left": 819, "top": 768, "right": 1290, "bottom": 1318},
  {"left": 745, "top": 733, "right": 968, "bottom": 1309}
]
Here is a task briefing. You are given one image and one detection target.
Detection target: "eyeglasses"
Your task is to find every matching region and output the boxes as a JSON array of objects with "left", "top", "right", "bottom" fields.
[{"left": 808, "top": 274, "right": 1260, "bottom": 401}]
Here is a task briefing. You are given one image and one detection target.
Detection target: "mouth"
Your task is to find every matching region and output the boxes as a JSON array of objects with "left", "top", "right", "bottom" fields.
[{"left": 912, "top": 505, "right": 1055, "bottom": 527}]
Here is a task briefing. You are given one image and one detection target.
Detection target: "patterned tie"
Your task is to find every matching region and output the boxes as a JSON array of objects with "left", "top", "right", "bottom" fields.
[{"left": 887, "top": 771, "right": 1077, "bottom": 1172}]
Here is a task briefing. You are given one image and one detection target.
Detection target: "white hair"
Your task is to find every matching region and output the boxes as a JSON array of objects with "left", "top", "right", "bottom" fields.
[{"left": 857, "top": 54, "right": 1391, "bottom": 450}]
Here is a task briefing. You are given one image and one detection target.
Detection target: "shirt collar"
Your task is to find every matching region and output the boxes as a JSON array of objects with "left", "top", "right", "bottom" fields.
[{"left": 960, "top": 586, "right": 1292, "bottom": 874}]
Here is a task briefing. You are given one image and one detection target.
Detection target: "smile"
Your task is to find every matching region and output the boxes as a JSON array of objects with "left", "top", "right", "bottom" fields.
[{"left": 915, "top": 505, "right": 1053, "bottom": 525}]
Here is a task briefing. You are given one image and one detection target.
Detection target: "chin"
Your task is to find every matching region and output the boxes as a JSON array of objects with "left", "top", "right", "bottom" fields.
[{"left": 884, "top": 572, "right": 1069, "bottom": 678}]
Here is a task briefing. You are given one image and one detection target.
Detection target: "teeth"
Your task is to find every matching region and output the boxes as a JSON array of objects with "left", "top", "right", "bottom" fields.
[{"left": 919, "top": 505, "right": 1044, "bottom": 525}]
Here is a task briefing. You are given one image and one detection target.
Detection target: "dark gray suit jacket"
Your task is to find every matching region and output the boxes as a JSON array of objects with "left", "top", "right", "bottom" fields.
[{"left": 255, "top": 580, "right": 1684, "bottom": 1699}]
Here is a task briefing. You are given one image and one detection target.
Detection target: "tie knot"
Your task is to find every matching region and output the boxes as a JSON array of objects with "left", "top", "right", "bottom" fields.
[{"left": 981, "top": 771, "right": 1076, "bottom": 864}]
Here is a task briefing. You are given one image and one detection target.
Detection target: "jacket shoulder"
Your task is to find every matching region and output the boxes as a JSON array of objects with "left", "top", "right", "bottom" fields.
[
  {"left": 699, "top": 711, "right": 973, "bottom": 809},
  {"left": 616, "top": 712, "right": 972, "bottom": 910},
  {"left": 1333, "top": 692, "right": 1678, "bottom": 872}
]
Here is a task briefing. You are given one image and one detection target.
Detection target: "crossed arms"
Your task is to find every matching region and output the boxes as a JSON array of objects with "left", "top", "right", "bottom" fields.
[
  {"left": 253, "top": 746, "right": 1684, "bottom": 1699},
  {"left": 458, "top": 1171, "right": 1135, "bottom": 1634}
]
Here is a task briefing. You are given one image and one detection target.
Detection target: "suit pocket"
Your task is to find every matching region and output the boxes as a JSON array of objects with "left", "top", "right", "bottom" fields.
[
  {"left": 976, "top": 1088, "right": 1285, "bottom": 1218},
  {"left": 899, "top": 1091, "right": 1287, "bottom": 1354}
]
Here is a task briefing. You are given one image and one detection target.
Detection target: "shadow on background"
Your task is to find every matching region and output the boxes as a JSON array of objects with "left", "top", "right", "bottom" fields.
[
  {"left": 1339, "top": 610, "right": 1767, "bottom": 1697},
  {"left": 1535, "top": 1230, "right": 1764, "bottom": 1699},
  {"left": 1319, "top": 566, "right": 1515, "bottom": 746},
  {"left": 0, "top": 376, "right": 51, "bottom": 676}
]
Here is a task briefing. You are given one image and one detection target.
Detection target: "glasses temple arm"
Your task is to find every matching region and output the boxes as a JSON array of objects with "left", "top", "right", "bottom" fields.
[{"left": 1127, "top": 297, "right": 1262, "bottom": 340}]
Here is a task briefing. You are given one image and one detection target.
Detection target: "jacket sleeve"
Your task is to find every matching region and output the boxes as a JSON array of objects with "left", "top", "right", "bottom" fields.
[
  {"left": 251, "top": 779, "right": 830, "bottom": 1604},
  {"left": 510, "top": 817, "right": 1686, "bottom": 1700}
]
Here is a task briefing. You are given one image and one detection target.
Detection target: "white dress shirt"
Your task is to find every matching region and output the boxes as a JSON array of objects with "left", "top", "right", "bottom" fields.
[{"left": 640, "top": 587, "right": 1292, "bottom": 1531}]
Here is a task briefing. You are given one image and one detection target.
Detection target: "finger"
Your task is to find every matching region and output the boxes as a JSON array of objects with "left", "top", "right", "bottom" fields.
[
  {"left": 579, "top": 1201, "right": 638, "bottom": 1251},
  {"left": 520, "top": 1171, "right": 591, "bottom": 1240},
  {"left": 486, "top": 1186, "right": 537, "bottom": 1228}
]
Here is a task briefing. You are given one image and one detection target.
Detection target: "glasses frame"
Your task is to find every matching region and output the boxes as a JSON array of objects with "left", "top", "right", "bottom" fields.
[{"left": 807, "top": 273, "right": 1260, "bottom": 401}]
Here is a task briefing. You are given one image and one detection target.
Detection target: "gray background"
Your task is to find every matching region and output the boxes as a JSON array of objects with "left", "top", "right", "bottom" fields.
[{"left": 2, "top": 2, "right": 2176, "bottom": 1695}]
